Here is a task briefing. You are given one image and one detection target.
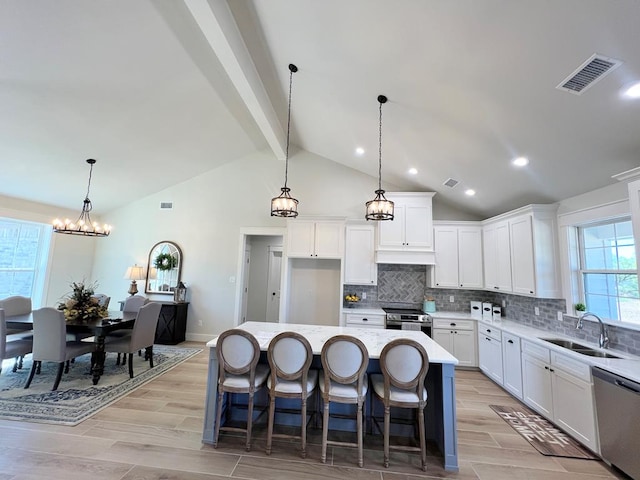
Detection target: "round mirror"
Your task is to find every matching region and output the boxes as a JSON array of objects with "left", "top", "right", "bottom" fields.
[{"left": 145, "top": 241, "right": 182, "bottom": 295}]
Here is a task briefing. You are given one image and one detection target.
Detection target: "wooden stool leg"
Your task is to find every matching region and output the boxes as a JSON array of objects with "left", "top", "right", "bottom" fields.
[
  {"left": 301, "top": 395, "right": 308, "bottom": 458},
  {"left": 246, "top": 392, "right": 255, "bottom": 452},
  {"left": 418, "top": 406, "right": 427, "bottom": 472},
  {"left": 383, "top": 404, "right": 391, "bottom": 468},
  {"left": 266, "top": 395, "right": 275, "bottom": 455},
  {"left": 213, "top": 390, "right": 224, "bottom": 448},
  {"left": 357, "top": 400, "right": 364, "bottom": 468},
  {"left": 321, "top": 400, "right": 329, "bottom": 463}
]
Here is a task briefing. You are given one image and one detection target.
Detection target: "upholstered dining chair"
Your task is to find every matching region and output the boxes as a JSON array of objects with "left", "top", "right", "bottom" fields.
[
  {"left": 0, "top": 295, "right": 33, "bottom": 339},
  {"left": 214, "top": 329, "right": 269, "bottom": 452},
  {"left": 91, "top": 294, "right": 111, "bottom": 309},
  {"left": 110, "top": 294, "right": 148, "bottom": 364},
  {"left": 370, "top": 338, "right": 429, "bottom": 471},
  {"left": 319, "top": 334, "right": 369, "bottom": 468},
  {"left": 104, "top": 302, "right": 162, "bottom": 378},
  {"left": 1, "top": 308, "right": 33, "bottom": 374},
  {"left": 24, "top": 307, "right": 95, "bottom": 391},
  {"left": 266, "top": 331, "right": 317, "bottom": 458}
]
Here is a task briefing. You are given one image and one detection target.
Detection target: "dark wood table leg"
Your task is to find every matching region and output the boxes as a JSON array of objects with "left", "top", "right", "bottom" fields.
[{"left": 92, "top": 334, "right": 106, "bottom": 385}]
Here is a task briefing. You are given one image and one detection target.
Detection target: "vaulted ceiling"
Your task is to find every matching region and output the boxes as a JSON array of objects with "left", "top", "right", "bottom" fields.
[{"left": 2, "top": 0, "right": 639, "bottom": 218}]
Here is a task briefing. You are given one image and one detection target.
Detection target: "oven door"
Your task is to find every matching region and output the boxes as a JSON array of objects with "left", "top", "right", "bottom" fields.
[{"left": 385, "top": 320, "right": 431, "bottom": 337}]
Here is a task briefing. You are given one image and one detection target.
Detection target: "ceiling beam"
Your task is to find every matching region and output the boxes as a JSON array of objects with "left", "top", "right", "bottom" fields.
[{"left": 182, "top": 0, "right": 286, "bottom": 160}]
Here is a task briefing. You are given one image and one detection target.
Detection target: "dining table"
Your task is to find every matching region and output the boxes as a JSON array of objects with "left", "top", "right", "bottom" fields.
[{"left": 5, "top": 309, "right": 137, "bottom": 385}]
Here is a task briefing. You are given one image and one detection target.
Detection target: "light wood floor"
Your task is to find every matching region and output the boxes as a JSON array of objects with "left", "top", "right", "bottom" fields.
[{"left": 0, "top": 342, "right": 629, "bottom": 479}]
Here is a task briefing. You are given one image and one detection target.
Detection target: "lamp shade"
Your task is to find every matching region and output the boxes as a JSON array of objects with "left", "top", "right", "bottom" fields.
[{"left": 124, "top": 265, "right": 146, "bottom": 281}]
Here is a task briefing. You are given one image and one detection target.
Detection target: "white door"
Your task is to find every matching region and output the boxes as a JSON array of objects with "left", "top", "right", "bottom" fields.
[
  {"left": 266, "top": 247, "right": 282, "bottom": 322},
  {"left": 240, "top": 244, "right": 251, "bottom": 324}
]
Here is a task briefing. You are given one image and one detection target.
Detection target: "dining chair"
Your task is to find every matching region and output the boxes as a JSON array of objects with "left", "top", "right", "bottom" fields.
[
  {"left": 214, "top": 329, "right": 269, "bottom": 452},
  {"left": 104, "top": 302, "right": 162, "bottom": 378},
  {"left": 265, "top": 331, "right": 317, "bottom": 458},
  {"left": 1, "top": 308, "right": 33, "bottom": 374},
  {"left": 0, "top": 295, "right": 33, "bottom": 341},
  {"left": 319, "top": 334, "right": 369, "bottom": 468},
  {"left": 111, "top": 294, "right": 149, "bottom": 364},
  {"left": 24, "top": 307, "right": 95, "bottom": 391},
  {"left": 91, "top": 294, "right": 111, "bottom": 309},
  {"left": 370, "top": 338, "right": 429, "bottom": 471}
]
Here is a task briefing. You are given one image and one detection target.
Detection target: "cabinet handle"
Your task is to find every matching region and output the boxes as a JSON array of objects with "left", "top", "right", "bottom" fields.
[
  {"left": 485, "top": 337, "right": 491, "bottom": 341},
  {"left": 549, "top": 368, "right": 554, "bottom": 372},
  {"left": 362, "top": 318, "right": 368, "bottom": 322},
  {"left": 544, "top": 366, "right": 549, "bottom": 370},
  {"left": 486, "top": 329, "right": 491, "bottom": 333},
  {"left": 450, "top": 323, "right": 457, "bottom": 326},
  {"left": 507, "top": 339, "right": 513, "bottom": 344},
  {"left": 460, "top": 284, "right": 463, "bottom": 287}
]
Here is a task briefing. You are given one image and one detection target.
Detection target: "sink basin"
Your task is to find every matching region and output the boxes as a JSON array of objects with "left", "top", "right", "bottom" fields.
[
  {"left": 541, "top": 338, "right": 592, "bottom": 350},
  {"left": 540, "top": 338, "right": 622, "bottom": 359}
]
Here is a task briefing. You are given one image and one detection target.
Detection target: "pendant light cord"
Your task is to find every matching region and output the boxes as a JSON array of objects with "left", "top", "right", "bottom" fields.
[
  {"left": 378, "top": 99, "right": 383, "bottom": 191},
  {"left": 284, "top": 65, "right": 295, "bottom": 189}
]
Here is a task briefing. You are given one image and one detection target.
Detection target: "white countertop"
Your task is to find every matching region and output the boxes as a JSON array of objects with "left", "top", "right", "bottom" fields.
[{"left": 206, "top": 321, "right": 458, "bottom": 365}]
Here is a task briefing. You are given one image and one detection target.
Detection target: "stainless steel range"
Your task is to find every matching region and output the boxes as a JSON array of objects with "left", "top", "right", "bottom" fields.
[{"left": 383, "top": 307, "right": 432, "bottom": 336}]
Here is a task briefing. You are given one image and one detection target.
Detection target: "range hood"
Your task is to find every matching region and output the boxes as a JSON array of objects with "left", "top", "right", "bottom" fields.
[{"left": 375, "top": 250, "right": 436, "bottom": 265}]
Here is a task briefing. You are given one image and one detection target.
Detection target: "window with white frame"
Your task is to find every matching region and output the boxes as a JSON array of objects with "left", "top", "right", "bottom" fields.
[
  {"left": 578, "top": 217, "right": 640, "bottom": 325},
  {"left": 0, "top": 217, "right": 51, "bottom": 304}
]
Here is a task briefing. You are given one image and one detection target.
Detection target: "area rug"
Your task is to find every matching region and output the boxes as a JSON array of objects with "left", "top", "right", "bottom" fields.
[
  {"left": 0, "top": 345, "right": 201, "bottom": 426},
  {"left": 490, "top": 405, "right": 598, "bottom": 459}
]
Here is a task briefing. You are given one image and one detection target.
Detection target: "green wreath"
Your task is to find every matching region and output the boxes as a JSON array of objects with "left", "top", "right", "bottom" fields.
[{"left": 154, "top": 252, "right": 178, "bottom": 271}]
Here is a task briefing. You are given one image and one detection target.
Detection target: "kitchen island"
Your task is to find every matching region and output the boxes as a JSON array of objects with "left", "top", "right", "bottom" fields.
[{"left": 202, "top": 322, "right": 460, "bottom": 471}]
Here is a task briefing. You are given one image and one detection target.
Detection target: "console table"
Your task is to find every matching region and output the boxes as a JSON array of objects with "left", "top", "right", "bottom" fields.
[{"left": 118, "top": 300, "right": 189, "bottom": 344}]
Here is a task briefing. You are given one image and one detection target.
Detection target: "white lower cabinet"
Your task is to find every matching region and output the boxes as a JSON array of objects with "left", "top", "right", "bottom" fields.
[
  {"left": 432, "top": 318, "right": 477, "bottom": 367},
  {"left": 502, "top": 332, "right": 523, "bottom": 399},
  {"left": 477, "top": 322, "right": 503, "bottom": 384},
  {"left": 521, "top": 340, "right": 599, "bottom": 452},
  {"left": 344, "top": 312, "right": 385, "bottom": 329}
]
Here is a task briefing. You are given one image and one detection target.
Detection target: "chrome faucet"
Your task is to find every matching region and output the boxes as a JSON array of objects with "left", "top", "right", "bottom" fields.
[{"left": 576, "top": 312, "right": 610, "bottom": 349}]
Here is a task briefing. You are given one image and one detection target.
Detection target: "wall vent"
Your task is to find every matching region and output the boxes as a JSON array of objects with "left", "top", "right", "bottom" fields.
[
  {"left": 556, "top": 53, "right": 622, "bottom": 95},
  {"left": 443, "top": 178, "right": 459, "bottom": 188},
  {"left": 159, "top": 202, "right": 173, "bottom": 210}
]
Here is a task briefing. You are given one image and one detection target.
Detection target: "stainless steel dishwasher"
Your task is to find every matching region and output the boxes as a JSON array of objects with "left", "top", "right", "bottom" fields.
[{"left": 592, "top": 367, "right": 640, "bottom": 479}]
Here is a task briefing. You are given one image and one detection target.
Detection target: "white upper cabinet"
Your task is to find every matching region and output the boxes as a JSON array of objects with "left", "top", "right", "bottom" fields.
[
  {"left": 376, "top": 192, "right": 436, "bottom": 264},
  {"left": 286, "top": 219, "right": 344, "bottom": 259},
  {"left": 344, "top": 224, "right": 377, "bottom": 285},
  {"left": 432, "top": 223, "right": 483, "bottom": 289},
  {"left": 482, "top": 205, "right": 560, "bottom": 298}
]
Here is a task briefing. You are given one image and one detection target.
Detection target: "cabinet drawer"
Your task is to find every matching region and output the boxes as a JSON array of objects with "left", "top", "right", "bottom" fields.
[
  {"left": 478, "top": 322, "right": 501, "bottom": 341},
  {"left": 345, "top": 313, "right": 385, "bottom": 327},
  {"left": 522, "top": 340, "right": 550, "bottom": 363},
  {"left": 551, "top": 351, "right": 591, "bottom": 382},
  {"left": 433, "top": 318, "right": 475, "bottom": 330}
]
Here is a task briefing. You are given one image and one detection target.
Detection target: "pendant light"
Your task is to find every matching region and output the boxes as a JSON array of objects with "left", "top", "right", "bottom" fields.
[
  {"left": 366, "top": 95, "right": 394, "bottom": 221},
  {"left": 52, "top": 158, "right": 112, "bottom": 237},
  {"left": 271, "top": 63, "right": 299, "bottom": 217}
]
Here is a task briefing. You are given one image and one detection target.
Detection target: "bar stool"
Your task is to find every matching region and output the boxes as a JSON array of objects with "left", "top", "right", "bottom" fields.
[
  {"left": 370, "top": 338, "right": 429, "bottom": 471},
  {"left": 265, "top": 331, "right": 317, "bottom": 458},
  {"left": 214, "top": 329, "right": 269, "bottom": 451},
  {"left": 319, "top": 335, "right": 369, "bottom": 468}
]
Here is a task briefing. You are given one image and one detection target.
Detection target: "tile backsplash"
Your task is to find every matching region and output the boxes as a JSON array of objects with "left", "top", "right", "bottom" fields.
[{"left": 344, "top": 263, "right": 640, "bottom": 356}]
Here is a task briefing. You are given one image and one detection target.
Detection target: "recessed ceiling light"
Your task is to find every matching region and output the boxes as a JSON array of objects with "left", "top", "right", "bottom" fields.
[
  {"left": 355, "top": 147, "right": 365, "bottom": 156},
  {"left": 465, "top": 189, "right": 476, "bottom": 196},
  {"left": 408, "top": 167, "right": 418, "bottom": 175},
  {"left": 512, "top": 156, "right": 529, "bottom": 167},
  {"left": 623, "top": 82, "right": 640, "bottom": 99}
]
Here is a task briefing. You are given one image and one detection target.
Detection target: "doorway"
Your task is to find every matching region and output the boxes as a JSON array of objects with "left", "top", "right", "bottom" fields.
[{"left": 236, "top": 231, "right": 284, "bottom": 324}]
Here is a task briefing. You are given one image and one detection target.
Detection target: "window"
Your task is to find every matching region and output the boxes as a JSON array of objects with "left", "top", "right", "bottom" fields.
[
  {"left": 0, "top": 217, "right": 52, "bottom": 305},
  {"left": 578, "top": 218, "right": 640, "bottom": 325}
]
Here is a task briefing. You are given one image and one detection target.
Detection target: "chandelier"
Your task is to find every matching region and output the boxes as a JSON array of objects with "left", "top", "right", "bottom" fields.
[
  {"left": 365, "top": 95, "right": 394, "bottom": 221},
  {"left": 271, "top": 63, "right": 299, "bottom": 217},
  {"left": 53, "top": 159, "right": 111, "bottom": 237}
]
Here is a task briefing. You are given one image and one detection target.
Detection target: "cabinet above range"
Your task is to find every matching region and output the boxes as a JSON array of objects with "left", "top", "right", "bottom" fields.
[{"left": 375, "top": 192, "right": 436, "bottom": 265}]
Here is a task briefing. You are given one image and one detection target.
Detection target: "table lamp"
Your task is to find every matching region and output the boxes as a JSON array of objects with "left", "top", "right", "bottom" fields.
[{"left": 124, "top": 264, "right": 146, "bottom": 296}]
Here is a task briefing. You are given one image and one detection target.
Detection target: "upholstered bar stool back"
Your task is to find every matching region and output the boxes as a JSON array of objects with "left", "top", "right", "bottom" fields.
[
  {"left": 371, "top": 338, "right": 429, "bottom": 471},
  {"left": 266, "top": 331, "right": 317, "bottom": 458},
  {"left": 214, "top": 329, "right": 269, "bottom": 452},
  {"left": 0, "top": 308, "right": 33, "bottom": 374},
  {"left": 319, "top": 335, "right": 369, "bottom": 467}
]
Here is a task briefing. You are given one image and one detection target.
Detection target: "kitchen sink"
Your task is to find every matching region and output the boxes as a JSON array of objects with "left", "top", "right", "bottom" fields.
[{"left": 540, "top": 338, "right": 622, "bottom": 359}]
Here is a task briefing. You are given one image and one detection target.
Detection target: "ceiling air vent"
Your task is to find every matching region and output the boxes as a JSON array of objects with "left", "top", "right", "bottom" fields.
[
  {"left": 556, "top": 53, "right": 622, "bottom": 95},
  {"left": 443, "top": 178, "right": 459, "bottom": 188},
  {"left": 159, "top": 202, "right": 173, "bottom": 210}
]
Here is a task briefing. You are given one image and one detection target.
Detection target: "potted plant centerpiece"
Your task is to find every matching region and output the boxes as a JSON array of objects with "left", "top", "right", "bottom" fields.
[{"left": 57, "top": 281, "right": 109, "bottom": 323}]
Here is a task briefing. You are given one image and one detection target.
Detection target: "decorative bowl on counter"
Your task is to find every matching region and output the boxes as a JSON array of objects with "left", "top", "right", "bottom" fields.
[{"left": 344, "top": 294, "right": 360, "bottom": 307}]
